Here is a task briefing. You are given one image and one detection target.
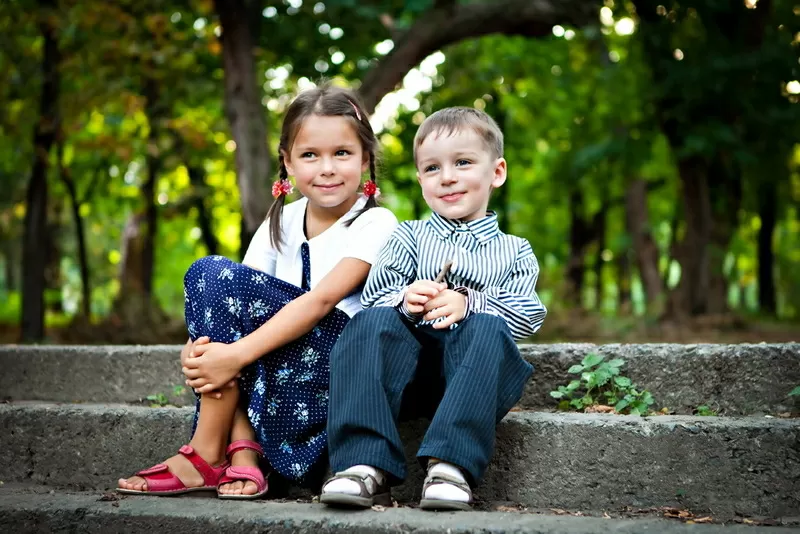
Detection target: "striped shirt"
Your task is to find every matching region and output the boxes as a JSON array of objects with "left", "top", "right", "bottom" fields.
[{"left": 361, "top": 211, "right": 547, "bottom": 340}]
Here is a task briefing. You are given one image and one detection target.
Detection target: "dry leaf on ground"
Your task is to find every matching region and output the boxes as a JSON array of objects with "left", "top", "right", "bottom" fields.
[
  {"left": 662, "top": 507, "right": 693, "bottom": 519},
  {"left": 585, "top": 405, "right": 616, "bottom": 414},
  {"left": 371, "top": 505, "right": 386, "bottom": 512},
  {"left": 495, "top": 505, "right": 522, "bottom": 512}
]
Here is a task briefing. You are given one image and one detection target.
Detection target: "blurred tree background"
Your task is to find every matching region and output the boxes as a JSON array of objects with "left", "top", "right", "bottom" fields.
[{"left": 1, "top": 0, "right": 798, "bottom": 344}]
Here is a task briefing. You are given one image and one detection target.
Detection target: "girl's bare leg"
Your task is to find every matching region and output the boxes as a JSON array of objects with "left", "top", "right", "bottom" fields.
[
  {"left": 118, "top": 385, "right": 239, "bottom": 491},
  {"left": 218, "top": 404, "right": 261, "bottom": 495}
]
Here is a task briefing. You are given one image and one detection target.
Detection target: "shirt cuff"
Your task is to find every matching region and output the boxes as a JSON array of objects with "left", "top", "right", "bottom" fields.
[
  {"left": 454, "top": 286, "right": 487, "bottom": 318},
  {"left": 390, "top": 287, "right": 419, "bottom": 322}
]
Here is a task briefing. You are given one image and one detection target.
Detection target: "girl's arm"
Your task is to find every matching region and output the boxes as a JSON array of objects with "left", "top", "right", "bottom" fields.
[
  {"left": 185, "top": 256, "right": 372, "bottom": 393},
  {"left": 233, "top": 256, "right": 370, "bottom": 366}
]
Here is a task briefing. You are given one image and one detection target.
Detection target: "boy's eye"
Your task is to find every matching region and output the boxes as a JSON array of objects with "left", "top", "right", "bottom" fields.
[
  {"left": 424, "top": 164, "right": 439, "bottom": 173},
  {"left": 455, "top": 159, "right": 471, "bottom": 166}
]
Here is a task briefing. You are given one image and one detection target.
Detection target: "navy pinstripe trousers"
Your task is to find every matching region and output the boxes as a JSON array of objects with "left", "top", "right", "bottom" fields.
[{"left": 327, "top": 306, "right": 533, "bottom": 484}]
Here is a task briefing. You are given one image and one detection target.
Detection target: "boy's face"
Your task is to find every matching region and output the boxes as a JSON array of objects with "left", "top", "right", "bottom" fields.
[{"left": 416, "top": 128, "right": 506, "bottom": 222}]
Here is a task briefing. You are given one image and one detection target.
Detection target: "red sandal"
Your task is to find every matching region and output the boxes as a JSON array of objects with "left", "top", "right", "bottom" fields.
[
  {"left": 217, "top": 439, "right": 269, "bottom": 500},
  {"left": 117, "top": 445, "right": 229, "bottom": 496}
]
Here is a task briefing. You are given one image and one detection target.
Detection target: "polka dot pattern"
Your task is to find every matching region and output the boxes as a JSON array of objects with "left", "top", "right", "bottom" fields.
[{"left": 183, "top": 255, "right": 349, "bottom": 482}]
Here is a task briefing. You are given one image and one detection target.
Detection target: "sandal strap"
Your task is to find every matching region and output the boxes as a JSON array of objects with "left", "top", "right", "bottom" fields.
[
  {"left": 322, "top": 471, "right": 388, "bottom": 499},
  {"left": 226, "top": 439, "right": 264, "bottom": 458},
  {"left": 423, "top": 473, "right": 473, "bottom": 499},
  {"left": 219, "top": 466, "right": 267, "bottom": 492},
  {"left": 178, "top": 444, "right": 223, "bottom": 485},
  {"left": 136, "top": 463, "right": 169, "bottom": 477}
]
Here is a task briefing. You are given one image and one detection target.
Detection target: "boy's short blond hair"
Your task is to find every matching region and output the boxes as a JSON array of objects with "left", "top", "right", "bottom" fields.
[{"left": 413, "top": 107, "right": 504, "bottom": 162}]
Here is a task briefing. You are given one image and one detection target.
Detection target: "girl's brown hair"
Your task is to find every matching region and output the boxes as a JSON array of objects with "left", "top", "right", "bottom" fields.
[{"left": 266, "top": 83, "right": 379, "bottom": 251}]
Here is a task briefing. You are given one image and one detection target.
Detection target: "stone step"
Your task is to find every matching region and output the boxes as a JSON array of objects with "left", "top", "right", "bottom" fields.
[
  {"left": 1, "top": 484, "right": 792, "bottom": 534},
  {"left": 1, "top": 403, "right": 798, "bottom": 521},
  {"left": 2, "top": 343, "right": 798, "bottom": 414}
]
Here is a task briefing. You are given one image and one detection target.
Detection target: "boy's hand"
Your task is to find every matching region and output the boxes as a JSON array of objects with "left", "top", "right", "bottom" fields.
[
  {"left": 423, "top": 289, "right": 467, "bottom": 329},
  {"left": 403, "top": 280, "right": 447, "bottom": 315}
]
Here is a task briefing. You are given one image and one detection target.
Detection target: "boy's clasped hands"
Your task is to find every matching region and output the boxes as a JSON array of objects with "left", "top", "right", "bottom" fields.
[{"left": 404, "top": 280, "right": 466, "bottom": 329}]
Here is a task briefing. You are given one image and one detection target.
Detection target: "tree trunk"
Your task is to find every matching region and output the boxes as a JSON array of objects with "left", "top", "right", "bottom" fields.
[
  {"left": 635, "top": 0, "right": 769, "bottom": 319},
  {"left": 113, "top": 73, "right": 163, "bottom": 319},
  {"left": 757, "top": 184, "right": 777, "bottom": 315},
  {"left": 186, "top": 163, "right": 219, "bottom": 256},
  {"left": 593, "top": 209, "right": 606, "bottom": 310},
  {"left": 214, "top": 0, "right": 270, "bottom": 257},
  {"left": 43, "top": 197, "right": 64, "bottom": 314},
  {"left": 667, "top": 159, "right": 712, "bottom": 318},
  {"left": 624, "top": 178, "right": 662, "bottom": 311},
  {"left": 141, "top": 75, "right": 161, "bottom": 300},
  {"left": 3, "top": 249, "right": 15, "bottom": 292},
  {"left": 705, "top": 156, "right": 742, "bottom": 315},
  {"left": 566, "top": 190, "right": 589, "bottom": 306},
  {"left": 358, "top": 0, "right": 599, "bottom": 112},
  {"left": 21, "top": 0, "right": 59, "bottom": 342},
  {"left": 57, "top": 139, "right": 91, "bottom": 319},
  {"left": 616, "top": 247, "right": 631, "bottom": 315}
]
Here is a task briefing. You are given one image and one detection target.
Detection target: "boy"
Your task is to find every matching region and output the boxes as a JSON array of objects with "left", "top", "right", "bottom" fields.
[{"left": 320, "top": 107, "right": 547, "bottom": 511}]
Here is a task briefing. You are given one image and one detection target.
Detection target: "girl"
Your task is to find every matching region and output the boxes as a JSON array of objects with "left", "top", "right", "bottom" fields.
[{"left": 117, "top": 84, "right": 398, "bottom": 498}]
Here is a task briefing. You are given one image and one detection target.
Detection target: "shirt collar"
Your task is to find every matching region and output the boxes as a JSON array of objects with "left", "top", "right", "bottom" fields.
[
  {"left": 290, "top": 194, "right": 369, "bottom": 249},
  {"left": 427, "top": 211, "right": 500, "bottom": 244}
]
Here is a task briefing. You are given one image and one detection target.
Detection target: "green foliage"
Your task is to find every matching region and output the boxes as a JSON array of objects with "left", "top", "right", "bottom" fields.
[
  {"left": 1, "top": 0, "right": 798, "bottom": 338},
  {"left": 550, "top": 353, "right": 655, "bottom": 415},
  {"left": 145, "top": 392, "right": 169, "bottom": 407},
  {"left": 694, "top": 405, "right": 717, "bottom": 417},
  {"left": 146, "top": 385, "right": 187, "bottom": 407},
  {"left": 789, "top": 386, "right": 800, "bottom": 397}
]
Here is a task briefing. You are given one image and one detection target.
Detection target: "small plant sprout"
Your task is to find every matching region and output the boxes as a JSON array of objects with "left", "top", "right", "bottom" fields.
[{"left": 550, "top": 353, "right": 655, "bottom": 416}]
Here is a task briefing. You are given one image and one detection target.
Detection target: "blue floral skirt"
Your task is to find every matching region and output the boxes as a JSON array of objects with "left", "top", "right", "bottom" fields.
[{"left": 183, "top": 255, "right": 350, "bottom": 482}]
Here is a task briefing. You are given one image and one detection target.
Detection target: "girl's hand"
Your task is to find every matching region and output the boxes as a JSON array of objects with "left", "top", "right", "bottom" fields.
[
  {"left": 422, "top": 289, "right": 467, "bottom": 329},
  {"left": 180, "top": 336, "right": 209, "bottom": 368},
  {"left": 180, "top": 336, "right": 227, "bottom": 399},
  {"left": 182, "top": 341, "right": 241, "bottom": 395}
]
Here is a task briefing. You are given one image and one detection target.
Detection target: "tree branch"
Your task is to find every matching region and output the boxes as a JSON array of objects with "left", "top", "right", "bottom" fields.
[{"left": 358, "top": 0, "right": 600, "bottom": 112}]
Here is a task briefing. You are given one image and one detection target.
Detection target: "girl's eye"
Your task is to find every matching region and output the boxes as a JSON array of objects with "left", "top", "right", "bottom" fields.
[
  {"left": 424, "top": 164, "right": 439, "bottom": 173},
  {"left": 335, "top": 149, "right": 351, "bottom": 157},
  {"left": 456, "top": 159, "right": 471, "bottom": 166}
]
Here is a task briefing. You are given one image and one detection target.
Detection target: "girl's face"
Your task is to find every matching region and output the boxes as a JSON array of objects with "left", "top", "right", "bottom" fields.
[{"left": 284, "top": 114, "right": 368, "bottom": 215}]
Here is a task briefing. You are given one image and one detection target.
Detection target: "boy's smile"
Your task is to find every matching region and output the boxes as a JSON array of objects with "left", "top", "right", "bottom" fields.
[{"left": 416, "top": 129, "right": 506, "bottom": 222}]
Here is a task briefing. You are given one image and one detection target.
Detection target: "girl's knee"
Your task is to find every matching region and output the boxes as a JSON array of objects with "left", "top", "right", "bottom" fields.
[
  {"left": 185, "top": 255, "right": 230, "bottom": 280},
  {"left": 184, "top": 255, "right": 237, "bottom": 295}
]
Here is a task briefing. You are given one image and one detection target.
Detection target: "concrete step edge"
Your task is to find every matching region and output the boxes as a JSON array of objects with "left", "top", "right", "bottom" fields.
[
  {"left": 0, "top": 484, "right": 794, "bottom": 533},
  {"left": 2, "top": 403, "right": 798, "bottom": 520},
  {"left": 2, "top": 343, "right": 798, "bottom": 414}
]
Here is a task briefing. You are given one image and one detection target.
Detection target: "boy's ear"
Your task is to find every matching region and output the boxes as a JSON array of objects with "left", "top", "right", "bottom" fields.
[
  {"left": 416, "top": 170, "right": 421, "bottom": 185},
  {"left": 281, "top": 148, "right": 294, "bottom": 176},
  {"left": 491, "top": 157, "right": 507, "bottom": 188}
]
